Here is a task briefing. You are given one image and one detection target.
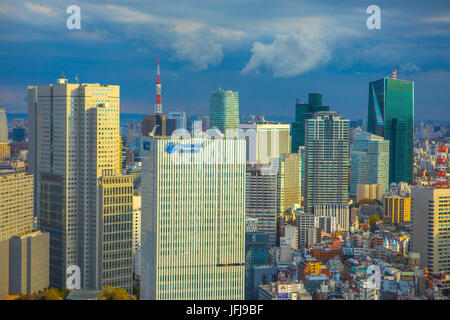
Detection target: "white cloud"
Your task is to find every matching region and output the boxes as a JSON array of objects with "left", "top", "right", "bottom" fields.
[
  {"left": 171, "top": 36, "right": 223, "bottom": 70},
  {"left": 25, "top": 2, "right": 56, "bottom": 16},
  {"left": 241, "top": 31, "right": 331, "bottom": 78},
  {"left": 423, "top": 14, "right": 450, "bottom": 23},
  {"left": 399, "top": 63, "right": 421, "bottom": 74}
]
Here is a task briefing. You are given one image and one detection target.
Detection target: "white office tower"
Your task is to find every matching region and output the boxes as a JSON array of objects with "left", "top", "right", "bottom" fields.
[
  {"left": 141, "top": 136, "right": 246, "bottom": 300},
  {"left": 313, "top": 204, "right": 350, "bottom": 232},
  {"left": 28, "top": 78, "right": 133, "bottom": 292}
]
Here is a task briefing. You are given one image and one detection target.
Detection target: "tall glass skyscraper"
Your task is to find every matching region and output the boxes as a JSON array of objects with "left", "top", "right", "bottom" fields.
[
  {"left": 141, "top": 136, "right": 246, "bottom": 300},
  {"left": 210, "top": 89, "right": 239, "bottom": 134},
  {"left": 304, "top": 112, "right": 349, "bottom": 214},
  {"left": 350, "top": 129, "right": 390, "bottom": 194},
  {"left": 367, "top": 77, "right": 414, "bottom": 184},
  {"left": 291, "top": 93, "right": 329, "bottom": 152}
]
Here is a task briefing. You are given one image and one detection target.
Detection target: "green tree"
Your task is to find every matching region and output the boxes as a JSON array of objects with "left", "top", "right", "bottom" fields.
[
  {"left": 132, "top": 285, "right": 140, "bottom": 300},
  {"left": 358, "top": 198, "right": 378, "bottom": 206},
  {"left": 368, "top": 214, "right": 381, "bottom": 226},
  {"left": 41, "top": 288, "right": 71, "bottom": 300},
  {"left": 98, "top": 286, "right": 136, "bottom": 300}
]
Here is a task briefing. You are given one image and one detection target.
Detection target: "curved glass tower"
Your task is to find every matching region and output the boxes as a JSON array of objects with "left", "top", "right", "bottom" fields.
[{"left": 367, "top": 77, "right": 414, "bottom": 184}]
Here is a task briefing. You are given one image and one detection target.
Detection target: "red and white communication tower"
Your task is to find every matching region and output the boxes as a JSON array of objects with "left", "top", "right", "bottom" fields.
[
  {"left": 392, "top": 69, "right": 397, "bottom": 79},
  {"left": 155, "top": 57, "right": 162, "bottom": 114},
  {"left": 433, "top": 145, "right": 449, "bottom": 188}
]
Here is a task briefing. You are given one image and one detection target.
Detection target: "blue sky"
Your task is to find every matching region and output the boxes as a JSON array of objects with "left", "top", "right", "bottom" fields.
[{"left": 0, "top": 0, "right": 449, "bottom": 120}]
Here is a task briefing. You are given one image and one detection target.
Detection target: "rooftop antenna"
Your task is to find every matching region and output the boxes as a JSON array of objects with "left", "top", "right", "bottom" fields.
[{"left": 75, "top": 74, "right": 79, "bottom": 83}]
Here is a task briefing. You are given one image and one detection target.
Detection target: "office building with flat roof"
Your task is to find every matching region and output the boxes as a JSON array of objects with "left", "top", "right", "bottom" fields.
[{"left": 141, "top": 136, "right": 246, "bottom": 300}]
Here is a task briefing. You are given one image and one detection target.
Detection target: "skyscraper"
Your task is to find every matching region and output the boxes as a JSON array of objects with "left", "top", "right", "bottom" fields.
[
  {"left": 28, "top": 77, "right": 133, "bottom": 291},
  {"left": 0, "top": 106, "right": 7, "bottom": 143},
  {"left": 277, "top": 153, "right": 302, "bottom": 215},
  {"left": 0, "top": 170, "right": 34, "bottom": 241},
  {"left": 246, "top": 164, "right": 278, "bottom": 247},
  {"left": 304, "top": 112, "right": 349, "bottom": 214},
  {"left": 350, "top": 129, "right": 389, "bottom": 194},
  {"left": 411, "top": 187, "right": 450, "bottom": 292},
  {"left": 98, "top": 172, "right": 134, "bottom": 293},
  {"left": 210, "top": 89, "right": 239, "bottom": 134},
  {"left": 239, "top": 122, "right": 291, "bottom": 165},
  {"left": 291, "top": 93, "right": 329, "bottom": 152},
  {"left": 367, "top": 76, "right": 414, "bottom": 184},
  {"left": 141, "top": 136, "right": 246, "bottom": 300}
]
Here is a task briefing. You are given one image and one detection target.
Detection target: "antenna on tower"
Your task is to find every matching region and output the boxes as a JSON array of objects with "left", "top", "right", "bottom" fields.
[
  {"left": 154, "top": 57, "right": 162, "bottom": 114},
  {"left": 392, "top": 69, "right": 397, "bottom": 79}
]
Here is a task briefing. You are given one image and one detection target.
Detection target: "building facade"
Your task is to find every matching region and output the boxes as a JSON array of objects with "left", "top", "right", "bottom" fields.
[
  {"left": 28, "top": 78, "right": 132, "bottom": 291},
  {"left": 367, "top": 77, "right": 414, "bottom": 184},
  {"left": 141, "top": 136, "right": 246, "bottom": 300},
  {"left": 383, "top": 196, "right": 411, "bottom": 224},
  {"left": 0, "top": 170, "right": 34, "bottom": 241},
  {"left": 210, "top": 89, "right": 239, "bottom": 134},
  {"left": 0, "top": 106, "right": 7, "bottom": 143},
  {"left": 239, "top": 123, "right": 291, "bottom": 165},
  {"left": 246, "top": 164, "right": 278, "bottom": 247},
  {"left": 291, "top": 93, "right": 329, "bottom": 152},
  {"left": 8, "top": 231, "right": 50, "bottom": 296},
  {"left": 350, "top": 130, "right": 389, "bottom": 194},
  {"left": 141, "top": 114, "right": 166, "bottom": 137},
  {"left": 411, "top": 187, "right": 450, "bottom": 291},
  {"left": 356, "top": 184, "right": 384, "bottom": 203},
  {"left": 98, "top": 173, "right": 134, "bottom": 293},
  {"left": 278, "top": 153, "right": 302, "bottom": 215},
  {"left": 313, "top": 204, "right": 349, "bottom": 232},
  {"left": 304, "top": 112, "right": 349, "bottom": 214}
]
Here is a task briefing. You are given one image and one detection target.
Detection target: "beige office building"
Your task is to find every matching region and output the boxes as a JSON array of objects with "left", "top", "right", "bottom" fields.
[
  {"left": 0, "top": 142, "right": 10, "bottom": 161},
  {"left": 0, "top": 170, "right": 49, "bottom": 299},
  {"left": 28, "top": 78, "right": 132, "bottom": 291},
  {"left": 411, "top": 187, "right": 450, "bottom": 290},
  {"left": 278, "top": 153, "right": 302, "bottom": 215},
  {"left": 8, "top": 231, "right": 50, "bottom": 296},
  {"left": 239, "top": 123, "right": 291, "bottom": 165},
  {"left": 356, "top": 184, "right": 383, "bottom": 203},
  {"left": 98, "top": 172, "right": 134, "bottom": 293},
  {"left": 0, "top": 170, "right": 34, "bottom": 241}
]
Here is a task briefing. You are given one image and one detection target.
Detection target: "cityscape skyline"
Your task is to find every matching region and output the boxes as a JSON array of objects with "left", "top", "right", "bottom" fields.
[
  {"left": 1, "top": 1, "right": 450, "bottom": 120},
  {"left": 1, "top": 0, "right": 450, "bottom": 305}
]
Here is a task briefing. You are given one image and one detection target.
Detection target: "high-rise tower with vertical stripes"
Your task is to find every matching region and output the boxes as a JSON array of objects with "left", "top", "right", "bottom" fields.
[
  {"left": 304, "top": 112, "right": 349, "bottom": 214},
  {"left": 141, "top": 136, "right": 246, "bottom": 300}
]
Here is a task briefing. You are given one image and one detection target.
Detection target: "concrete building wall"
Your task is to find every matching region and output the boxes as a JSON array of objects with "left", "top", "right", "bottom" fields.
[
  {"left": 9, "top": 231, "right": 50, "bottom": 295},
  {"left": 0, "top": 240, "right": 9, "bottom": 299}
]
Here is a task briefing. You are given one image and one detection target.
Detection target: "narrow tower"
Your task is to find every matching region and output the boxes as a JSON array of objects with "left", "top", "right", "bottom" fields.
[{"left": 155, "top": 58, "right": 162, "bottom": 114}]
